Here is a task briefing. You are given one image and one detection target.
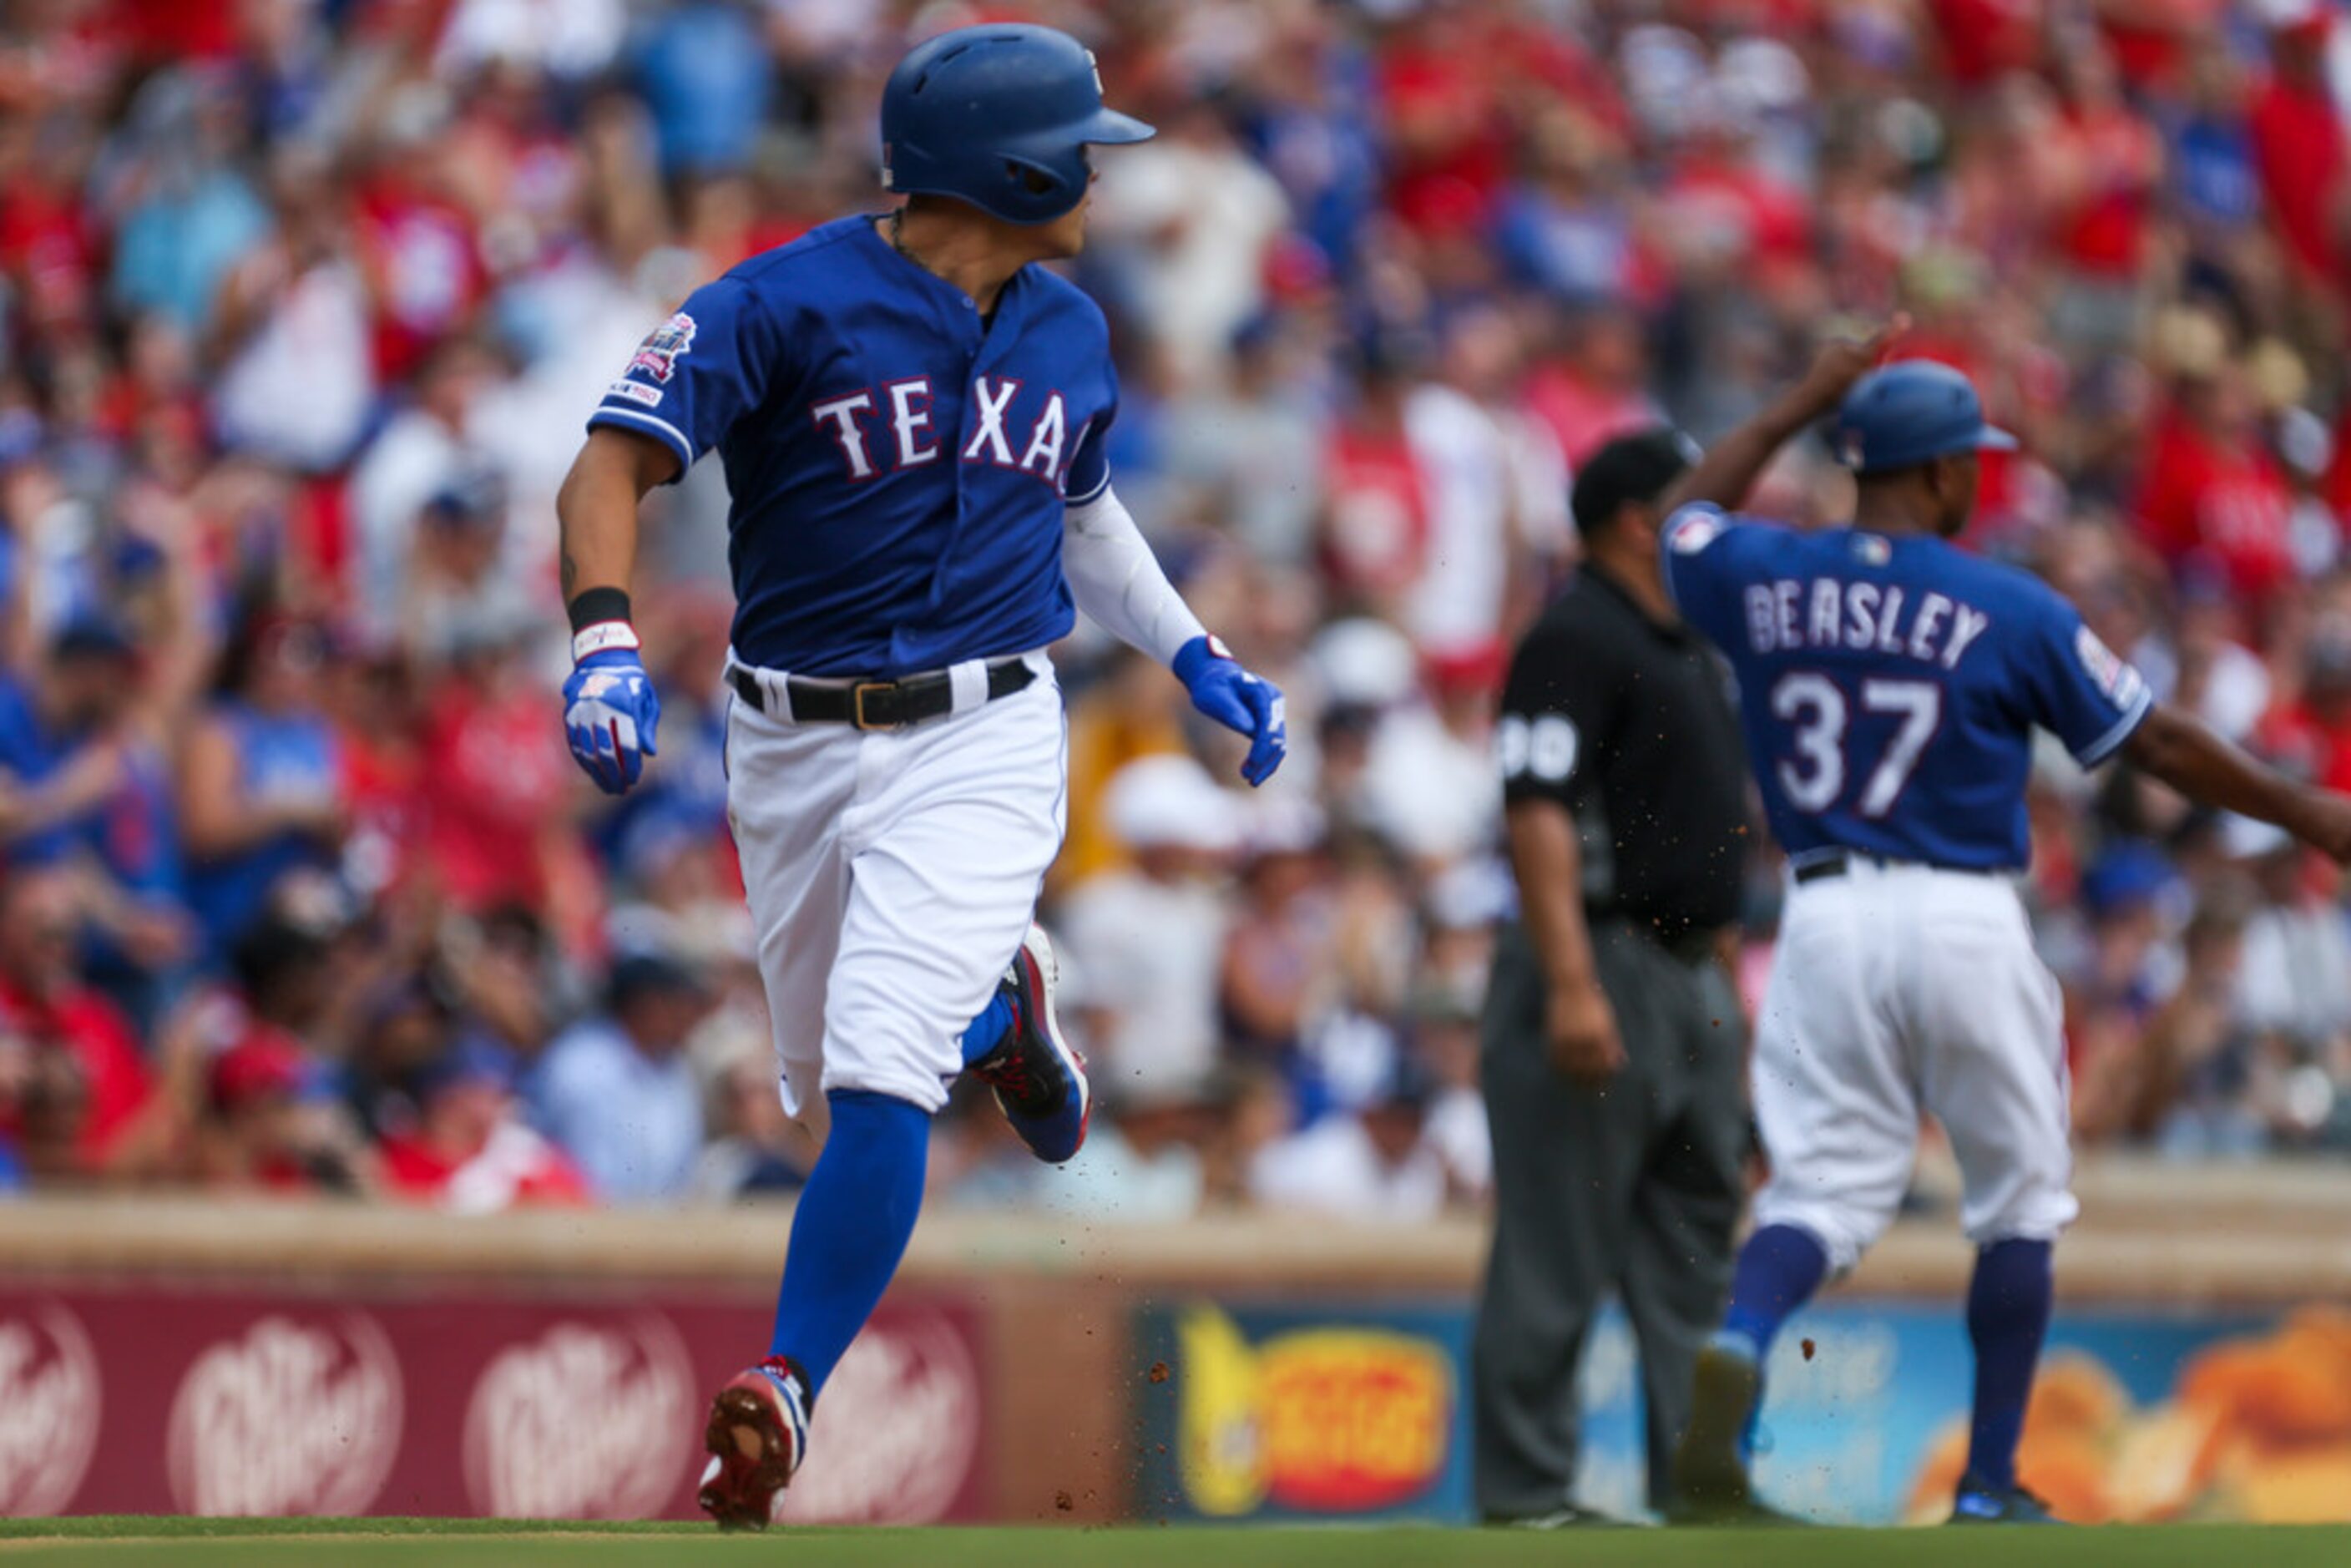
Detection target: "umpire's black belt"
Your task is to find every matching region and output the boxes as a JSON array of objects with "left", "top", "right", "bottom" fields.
[{"left": 730, "top": 658, "right": 1035, "bottom": 731}]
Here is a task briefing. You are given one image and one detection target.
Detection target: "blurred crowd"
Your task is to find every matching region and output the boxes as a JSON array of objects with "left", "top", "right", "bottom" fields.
[{"left": 5, "top": 0, "right": 2351, "bottom": 1212}]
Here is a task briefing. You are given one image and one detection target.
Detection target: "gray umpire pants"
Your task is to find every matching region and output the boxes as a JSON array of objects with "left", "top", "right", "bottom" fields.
[{"left": 1471, "top": 917, "right": 1749, "bottom": 1519}]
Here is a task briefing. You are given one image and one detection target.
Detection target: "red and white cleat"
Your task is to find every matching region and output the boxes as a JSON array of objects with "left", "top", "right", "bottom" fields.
[{"left": 696, "top": 1356, "right": 811, "bottom": 1531}]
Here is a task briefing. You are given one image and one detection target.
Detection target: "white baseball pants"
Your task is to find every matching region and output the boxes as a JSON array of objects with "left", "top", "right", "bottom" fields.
[
  {"left": 723, "top": 650, "right": 1066, "bottom": 1133},
  {"left": 1750, "top": 858, "right": 2078, "bottom": 1273}
]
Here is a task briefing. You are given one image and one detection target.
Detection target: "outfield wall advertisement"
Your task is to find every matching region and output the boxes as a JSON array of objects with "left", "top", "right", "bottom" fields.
[
  {"left": 1133, "top": 1298, "right": 2351, "bottom": 1526},
  {"left": 0, "top": 1287, "right": 988, "bottom": 1522}
]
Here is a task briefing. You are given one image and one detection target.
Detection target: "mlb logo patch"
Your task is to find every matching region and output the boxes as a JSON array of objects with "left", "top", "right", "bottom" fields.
[
  {"left": 628, "top": 312, "right": 697, "bottom": 383},
  {"left": 1853, "top": 534, "right": 1891, "bottom": 566},
  {"left": 2074, "top": 624, "right": 2141, "bottom": 706},
  {"left": 1668, "top": 511, "right": 1724, "bottom": 555},
  {"left": 1838, "top": 431, "right": 1867, "bottom": 468}
]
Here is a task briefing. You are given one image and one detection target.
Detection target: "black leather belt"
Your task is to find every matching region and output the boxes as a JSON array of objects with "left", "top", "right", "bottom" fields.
[
  {"left": 1794, "top": 851, "right": 1992, "bottom": 884},
  {"left": 730, "top": 659, "right": 1035, "bottom": 731}
]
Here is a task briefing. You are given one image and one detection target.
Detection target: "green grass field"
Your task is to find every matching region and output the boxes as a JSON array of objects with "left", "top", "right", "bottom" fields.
[{"left": 3, "top": 1519, "right": 2351, "bottom": 1567}]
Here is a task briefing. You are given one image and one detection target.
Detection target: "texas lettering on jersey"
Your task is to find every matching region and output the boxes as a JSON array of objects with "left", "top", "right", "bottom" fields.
[
  {"left": 584, "top": 215, "right": 1121, "bottom": 677},
  {"left": 806, "top": 377, "right": 1083, "bottom": 489}
]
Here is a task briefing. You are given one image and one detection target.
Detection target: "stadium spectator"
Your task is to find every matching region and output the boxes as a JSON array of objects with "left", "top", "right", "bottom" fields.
[
  {"left": 379, "top": 1034, "right": 587, "bottom": 1211},
  {"left": 0, "top": 1004, "right": 29, "bottom": 1192},
  {"left": 690, "top": 1044, "right": 809, "bottom": 1202},
  {"left": 0, "top": 0, "right": 2348, "bottom": 1206},
  {"left": 179, "top": 615, "right": 347, "bottom": 962},
  {"left": 0, "top": 860, "right": 180, "bottom": 1181},
  {"left": 1060, "top": 755, "right": 1241, "bottom": 1110},
  {"left": 527, "top": 953, "right": 712, "bottom": 1204},
  {"left": 1248, "top": 1055, "right": 1449, "bottom": 1222}
]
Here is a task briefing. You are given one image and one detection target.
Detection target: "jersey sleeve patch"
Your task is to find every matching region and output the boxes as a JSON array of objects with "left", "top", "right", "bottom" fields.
[
  {"left": 1663, "top": 503, "right": 1727, "bottom": 555},
  {"left": 2073, "top": 624, "right": 2145, "bottom": 708},
  {"left": 2070, "top": 625, "right": 2153, "bottom": 766},
  {"left": 626, "top": 311, "right": 697, "bottom": 382}
]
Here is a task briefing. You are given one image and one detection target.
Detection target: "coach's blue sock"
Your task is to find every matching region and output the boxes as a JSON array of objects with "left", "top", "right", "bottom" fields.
[
  {"left": 959, "top": 991, "right": 1016, "bottom": 1067},
  {"left": 1964, "top": 1237, "right": 2052, "bottom": 1492},
  {"left": 766, "top": 1090, "right": 930, "bottom": 1397},
  {"left": 1716, "top": 1223, "right": 1829, "bottom": 1362}
]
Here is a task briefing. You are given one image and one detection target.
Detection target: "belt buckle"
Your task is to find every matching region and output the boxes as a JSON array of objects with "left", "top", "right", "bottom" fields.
[{"left": 851, "top": 680, "right": 895, "bottom": 731}]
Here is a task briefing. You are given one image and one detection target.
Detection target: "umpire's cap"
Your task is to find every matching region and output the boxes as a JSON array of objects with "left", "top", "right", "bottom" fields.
[
  {"left": 1831, "top": 360, "right": 2017, "bottom": 476},
  {"left": 1571, "top": 427, "right": 1702, "bottom": 536},
  {"left": 881, "top": 24, "right": 1155, "bottom": 225}
]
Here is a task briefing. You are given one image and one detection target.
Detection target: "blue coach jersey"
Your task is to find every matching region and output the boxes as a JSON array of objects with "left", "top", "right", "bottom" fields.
[
  {"left": 587, "top": 215, "right": 1118, "bottom": 677},
  {"left": 1659, "top": 503, "right": 2153, "bottom": 870}
]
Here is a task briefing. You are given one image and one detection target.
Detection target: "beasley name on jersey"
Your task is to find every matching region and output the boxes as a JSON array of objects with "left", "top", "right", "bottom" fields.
[
  {"left": 1660, "top": 503, "right": 2151, "bottom": 871},
  {"left": 588, "top": 215, "right": 1120, "bottom": 678}
]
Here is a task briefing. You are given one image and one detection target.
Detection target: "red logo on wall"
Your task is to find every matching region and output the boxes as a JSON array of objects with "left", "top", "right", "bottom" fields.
[
  {"left": 167, "top": 1313, "right": 404, "bottom": 1515},
  {"left": 0, "top": 1303, "right": 102, "bottom": 1515},
  {"left": 463, "top": 1315, "right": 696, "bottom": 1518}
]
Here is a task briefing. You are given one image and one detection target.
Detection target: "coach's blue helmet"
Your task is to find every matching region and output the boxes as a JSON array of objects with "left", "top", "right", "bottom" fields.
[
  {"left": 881, "top": 24, "right": 1155, "bottom": 225},
  {"left": 1831, "top": 359, "right": 2018, "bottom": 476}
]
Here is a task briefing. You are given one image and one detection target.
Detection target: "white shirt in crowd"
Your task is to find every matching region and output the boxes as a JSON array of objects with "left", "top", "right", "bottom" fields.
[
  {"left": 1090, "top": 131, "right": 1289, "bottom": 392},
  {"left": 214, "top": 257, "right": 376, "bottom": 473},
  {"left": 1248, "top": 1114, "right": 1448, "bottom": 1222},
  {"left": 1402, "top": 382, "right": 1514, "bottom": 660},
  {"left": 2237, "top": 900, "right": 2351, "bottom": 1048},
  {"left": 1059, "top": 871, "right": 1230, "bottom": 1107},
  {"left": 1357, "top": 703, "right": 1501, "bottom": 863}
]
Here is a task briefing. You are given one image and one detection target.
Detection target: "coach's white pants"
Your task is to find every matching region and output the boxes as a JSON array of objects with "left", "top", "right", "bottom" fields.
[
  {"left": 724, "top": 651, "right": 1066, "bottom": 1130},
  {"left": 1750, "top": 859, "right": 2077, "bottom": 1274}
]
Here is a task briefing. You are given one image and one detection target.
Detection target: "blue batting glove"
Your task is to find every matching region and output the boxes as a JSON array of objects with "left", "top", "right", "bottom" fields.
[
  {"left": 563, "top": 639, "right": 661, "bottom": 797},
  {"left": 1174, "top": 634, "right": 1287, "bottom": 787}
]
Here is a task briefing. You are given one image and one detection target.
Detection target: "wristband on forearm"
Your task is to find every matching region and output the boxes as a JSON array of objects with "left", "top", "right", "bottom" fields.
[{"left": 566, "top": 587, "right": 638, "bottom": 661}]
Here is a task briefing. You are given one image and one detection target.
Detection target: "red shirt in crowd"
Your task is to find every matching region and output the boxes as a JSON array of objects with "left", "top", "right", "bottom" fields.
[
  {"left": 2099, "top": 0, "right": 2227, "bottom": 93},
  {"left": 2249, "top": 61, "right": 2348, "bottom": 285},
  {"left": 2133, "top": 404, "right": 2298, "bottom": 604},
  {"left": 1932, "top": 0, "right": 2044, "bottom": 88},
  {"left": 1321, "top": 422, "right": 1428, "bottom": 604},
  {"left": 419, "top": 675, "right": 572, "bottom": 912},
  {"left": 0, "top": 978, "right": 152, "bottom": 1166},
  {"left": 356, "top": 184, "right": 488, "bottom": 384},
  {"left": 2054, "top": 102, "right": 2161, "bottom": 278},
  {"left": 1378, "top": 28, "right": 1511, "bottom": 235},
  {"left": 378, "top": 1123, "right": 589, "bottom": 1207}
]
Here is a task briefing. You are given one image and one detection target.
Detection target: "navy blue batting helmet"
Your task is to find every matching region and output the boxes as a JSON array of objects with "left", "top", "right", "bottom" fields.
[
  {"left": 881, "top": 24, "right": 1155, "bottom": 225},
  {"left": 1830, "top": 359, "right": 2018, "bottom": 476}
]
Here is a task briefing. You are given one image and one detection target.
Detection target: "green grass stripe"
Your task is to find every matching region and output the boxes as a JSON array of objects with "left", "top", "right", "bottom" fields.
[{"left": 2, "top": 1522, "right": 2350, "bottom": 1568}]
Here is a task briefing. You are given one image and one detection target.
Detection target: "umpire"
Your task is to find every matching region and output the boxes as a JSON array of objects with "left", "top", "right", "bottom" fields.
[{"left": 1473, "top": 428, "right": 1753, "bottom": 1524}]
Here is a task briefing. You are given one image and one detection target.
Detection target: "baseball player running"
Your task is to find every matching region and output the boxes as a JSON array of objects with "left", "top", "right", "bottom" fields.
[
  {"left": 554, "top": 24, "right": 1285, "bottom": 1530},
  {"left": 1658, "top": 332, "right": 2351, "bottom": 1524}
]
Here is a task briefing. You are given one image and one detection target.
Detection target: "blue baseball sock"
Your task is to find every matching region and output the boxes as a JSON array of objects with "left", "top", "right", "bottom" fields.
[
  {"left": 960, "top": 991, "right": 1016, "bottom": 1067},
  {"left": 1716, "top": 1223, "right": 1829, "bottom": 1361},
  {"left": 766, "top": 1090, "right": 930, "bottom": 1398},
  {"left": 1964, "top": 1237, "right": 2052, "bottom": 1492}
]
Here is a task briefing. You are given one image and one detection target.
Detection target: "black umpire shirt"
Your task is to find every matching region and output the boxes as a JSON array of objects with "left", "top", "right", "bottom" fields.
[{"left": 1497, "top": 561, "right": 1748, "bottom": 939}]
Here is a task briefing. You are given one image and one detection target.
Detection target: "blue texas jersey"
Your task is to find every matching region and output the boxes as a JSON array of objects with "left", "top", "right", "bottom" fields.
[
  {"left": 1660, "top": 503, "right": 2153, "bottom": 870},
  {"left": 586, "top": 215, "right": 1117, "bottom": 676}
]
